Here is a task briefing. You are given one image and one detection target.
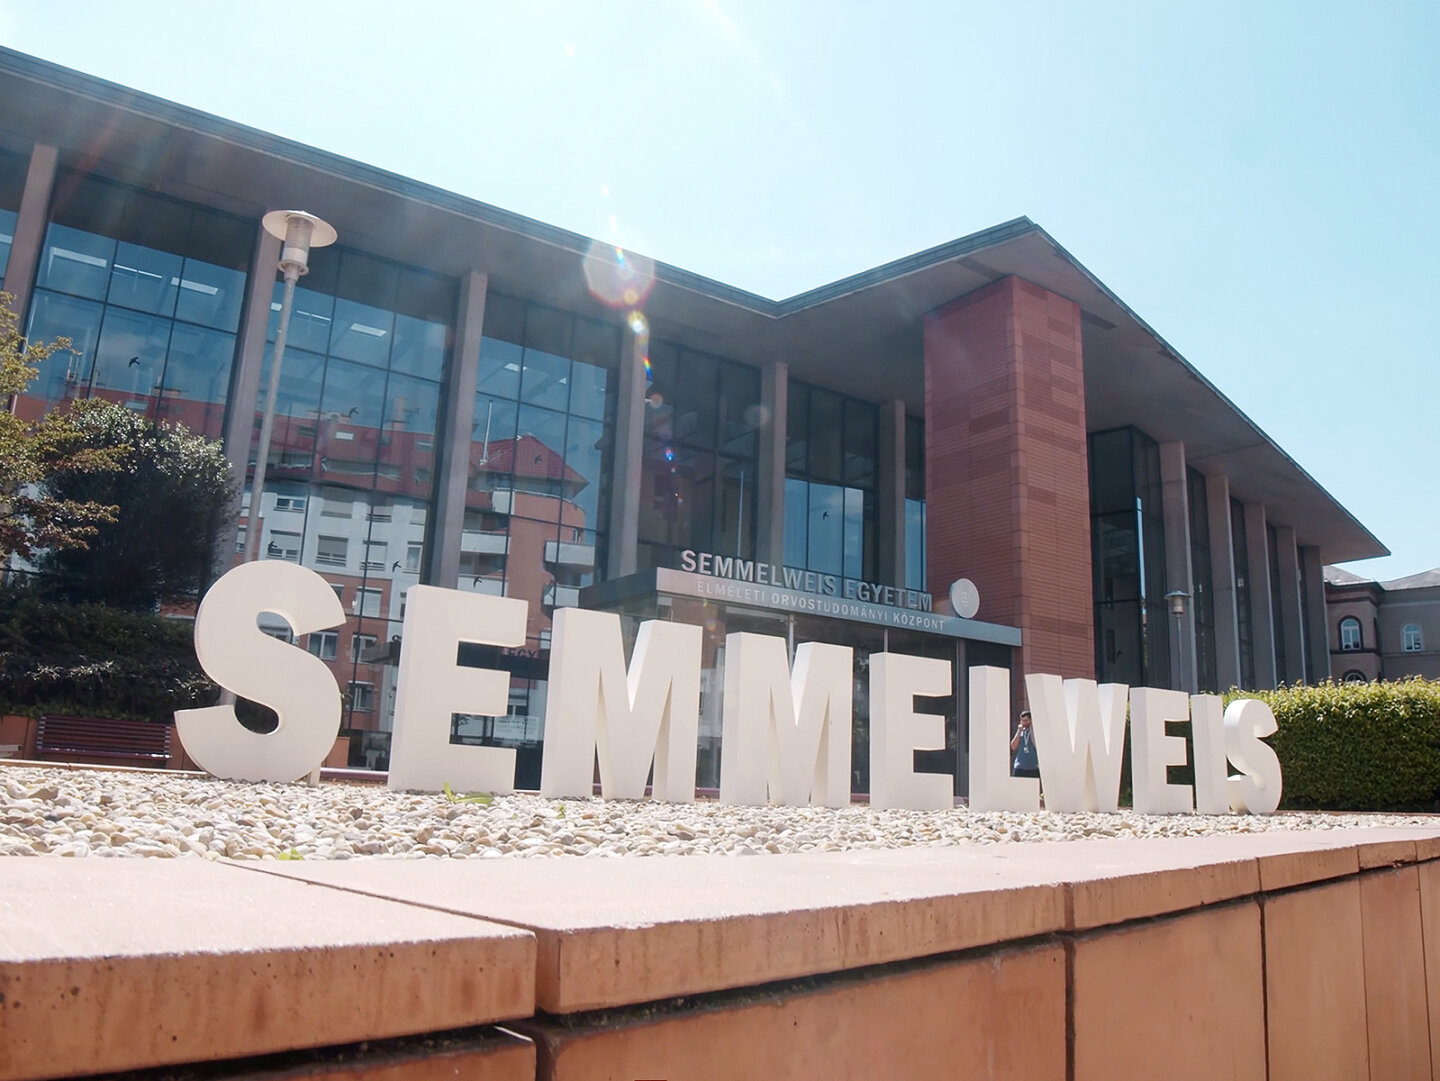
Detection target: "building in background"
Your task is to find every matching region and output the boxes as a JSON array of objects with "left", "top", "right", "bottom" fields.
[
  {"left": 1326, "top": 567, "right": 1440, "bottom": 683},
  {"left": 0, "top": 48, "right": 1387, "bottom": 790}
]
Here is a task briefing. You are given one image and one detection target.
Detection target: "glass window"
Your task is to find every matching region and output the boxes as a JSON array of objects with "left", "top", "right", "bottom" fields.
[
  {"left": 329, "top": 297, "right": 395, "bottom": 367},
  {"left": 389, "top": 313, "right": 446, "bottom": 380},
  {"left": 1343, "top": 670, "right": 1367, "bottom": 685},
  {"left": 356, "top": 588, "right": 383, "bottom": 618},
  {"left": 92, "top": 308, "right": 171, "bottom": 401},
  {"left": 156, "top": 323, "right": 236, "bottom": 438},
  {"left": 842, "top": 398, "right": 878, "bottom": 487},
  {"left": 905, "top": 498, "right": 926, "bottom": 591},
  {"left": 351, "top": 634, "right": 378, "bottom": 663},
  {"left": 107, "top": 242, "right": 181, "bottom": 317},
  {"left": 520, "top": 344, "right": 571, "bottom": 412},
  {"left": 38, "top": 224, "right": 114, "bottom": 300},
  {"left": 267, "top": 531, "right": 301, "bottom": 562},
  {"left": 1339, "top": 617, "right": 1362, "bottom": 651},
  {"left": 0, "top": 207, "right": 16, "bottom": 280},
  {"left": 307, "top": 631, "right": 338, "bottom": 661},
  {"left": 1403, "top": 624, "right": 1423, "bottom": 652},
  {"left": 349, "top": 681, "right": 375, "bottom": 712},
  {"left": 275, "top": 284, "right": 336, "bottom": 355},
  {"left": 26, "top": 291, "right": 103, "bottom": 402},
  {"left": 807, "top": 390, "right": 843, "bottom": 483},
  {"left": 315, "top": 536, "right": 348, "bottom": 568},
  {"left": 786, "top": 385, "right": 809, "bottom": 474},
  {"left": 175, "top": 257, "right": 245, "bottom": 332}
]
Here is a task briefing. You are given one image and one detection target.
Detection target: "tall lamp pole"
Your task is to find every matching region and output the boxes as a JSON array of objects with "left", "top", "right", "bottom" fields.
[
  {"left": 1165, "top": 590, "right": 1191, "bottom": 692},
  {"left": 242, "top": 210, "right": 337, "bottom": 564}
]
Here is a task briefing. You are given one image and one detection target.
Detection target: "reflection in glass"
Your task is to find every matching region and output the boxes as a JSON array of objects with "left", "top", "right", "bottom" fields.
[
  {"left": 93, "top": 308, "right": 170, "bottom": 400},
  {"left": 26, "top": 292, "right": 102, "bottom": 403},
  {"left": 107, "top": 242, "right": 181, "bottom": 317},
  {"left": 175, "top": 258, "right": 245, "bottom": 332},
  {"left": 389, "top": 314, "right": 446, "bottom": 380},
  {"left": 520, "top": 347, "right": 571, "bottom": 412},
  {"left": 157, "top": 324, "right": 235, "bottom": 438},
  {"left": 329, "top": 298, "right": 395, "bottom": 367},
  {"left": 0, "top": 208, "right": 16, "bottom": 279},
  {"left": 37, "top": 224, "right": 114, "bottom": 300}
]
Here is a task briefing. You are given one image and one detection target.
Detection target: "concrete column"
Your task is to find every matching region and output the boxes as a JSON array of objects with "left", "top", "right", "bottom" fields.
[
  {"left": 1, "top": 144, "right": 58, "bottom": 317},
  {"left": 754, "top": 360, "right": 787, "bottom": 567},
  {"left": 1204, "top": 473, "right": 1242, "bottom": 691},
  {"left": 429, "top": 270, "right": 487, "bottom": 588},
  {"left": 216, "top": 222, "right": 282, "bottom": 575},
  {"left": 1243, "top": 503, "right": 1278, "bottom": 689},
  {"left": 1274, "top": 525, "right": 1305, "bottom": 684},
  {"left": 606, "top": 320, "right": 647, "bottom": 579},
  {"left": 1159, "top": 442, "right": 1197, "bottom": 691},
  {"left": 877, "top": 399, "right": 906, "bottom": 587},
  {"left": 1300, "top": 544, "right": 1329, "bottom": 683}
]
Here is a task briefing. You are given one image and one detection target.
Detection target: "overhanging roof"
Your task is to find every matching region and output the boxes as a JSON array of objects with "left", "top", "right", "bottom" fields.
[{"left": 0, "top": 47, "right": 1386, "bottom": 565}]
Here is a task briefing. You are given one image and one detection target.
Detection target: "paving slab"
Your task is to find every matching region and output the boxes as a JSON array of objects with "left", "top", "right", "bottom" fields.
[
  {"left": 247, "top": 829, "right": 1440, "bottom": 1012},
  {"left": 0, "top": 860, "right": 535, "bottom": 1081},
  {"left": 245, "top": 845, "right": 1071, "bottom": 1013}
]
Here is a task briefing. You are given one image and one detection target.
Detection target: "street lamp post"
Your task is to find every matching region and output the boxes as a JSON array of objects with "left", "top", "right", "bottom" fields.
[
  {"left": 1165, "top": 589, "right": 1191, "bottom": 692},
  {"left": 242, "top": 210, "right": 337, "bottom": 564}
]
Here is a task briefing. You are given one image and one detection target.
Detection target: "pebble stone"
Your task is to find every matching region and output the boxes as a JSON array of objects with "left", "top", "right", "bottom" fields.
[{"left": 1, "top": 765, "right": 1436, "bottom": 861}]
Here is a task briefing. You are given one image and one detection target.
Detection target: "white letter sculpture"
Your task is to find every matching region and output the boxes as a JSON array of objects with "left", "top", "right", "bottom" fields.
[
  {"left": 719, "top": 633, "right": 853, "bottom": 807},
  {"left": 967, "top": 665, "right": 1039, "bottom": 812},
  {"left": 1189, "top": 694, "right": 1231, "bottom": 814},
  {"left": 870, "top": 651, "right": 952, "bottom": 811},
  {"left": 175, "top": 561, "right": 344, "bottom": 782},
  {"left": 1225, "top": 698, "right": 1284, "bottom": 814},
  {"left": 387, "top": 585, "right": 526, "bottom": 794},
  {"left": 1129, "top": 687, "right": 1196, "bottom": 814},
  {"left": 540, "top": 608, "right": 702, "bottom": 802},
  {"left": 1024, "top": 674, "right": 1129, "bottom": 812}
]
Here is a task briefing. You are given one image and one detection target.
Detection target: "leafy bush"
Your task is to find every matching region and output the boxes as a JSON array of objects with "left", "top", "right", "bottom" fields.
[
  {"left": 1229, "top": 680, "right": 1440, "bottom": 811},
  {"left": 0, "top": 588, "right": 215, "bottom": 722}
]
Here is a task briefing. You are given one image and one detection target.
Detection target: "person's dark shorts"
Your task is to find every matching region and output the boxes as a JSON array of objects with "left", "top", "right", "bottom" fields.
[{"left": 1012, "top": 767, "right": 1040, "bottom": 779}]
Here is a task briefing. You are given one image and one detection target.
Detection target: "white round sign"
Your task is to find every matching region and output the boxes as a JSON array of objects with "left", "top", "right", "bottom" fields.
[{"left": 949, "top": 578, "right": 980, "bottom": 619}]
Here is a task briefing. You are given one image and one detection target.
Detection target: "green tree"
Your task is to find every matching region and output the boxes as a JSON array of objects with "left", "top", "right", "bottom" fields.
[
  {"left": 0, "top": 293, "right": 123, "bottom": 562},
  {"left": 36, "top": 403, "right": 236, "bottom": 610}
]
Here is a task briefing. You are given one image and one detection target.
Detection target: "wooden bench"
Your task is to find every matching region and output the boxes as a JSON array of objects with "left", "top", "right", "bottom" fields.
[{"left": 34, "top": 715, "right": 173, "bottom": 767}]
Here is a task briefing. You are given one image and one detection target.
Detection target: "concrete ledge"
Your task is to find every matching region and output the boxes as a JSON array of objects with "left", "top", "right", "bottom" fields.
[
  {"left": 0, "top": 862, "right": 536, "bottom": 1081},
  {"left": 6, "top": 827, "right": 1440, "bottom": 1080},
  {"left": 248, "top": 846, "right": 1070, "bottom": 1012}
]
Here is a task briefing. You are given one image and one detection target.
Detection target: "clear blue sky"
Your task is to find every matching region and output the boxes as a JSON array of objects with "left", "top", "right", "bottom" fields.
[{"left": 2, "top": 0, "right": 1435, "bottom": 580}]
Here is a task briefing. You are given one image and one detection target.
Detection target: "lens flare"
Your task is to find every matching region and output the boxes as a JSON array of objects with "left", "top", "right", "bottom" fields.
[
  {"left": 583, "top": 239, "right": 656, "bottom": 310},
  {"left": 627, "top": 310, "right": 649, "bottom": 336}
]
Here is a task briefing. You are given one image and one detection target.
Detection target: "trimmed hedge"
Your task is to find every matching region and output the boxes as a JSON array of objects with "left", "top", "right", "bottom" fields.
[
  {"left": 0, "top": 589, "right": 216, "bottom": 722},
  {"left": 1230, "top": 680, "right": 1440, "bottom": 812}
]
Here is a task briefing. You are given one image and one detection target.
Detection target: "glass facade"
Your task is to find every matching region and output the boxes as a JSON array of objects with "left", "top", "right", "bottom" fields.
[
  {"left": 1187, "top": 468, "right": 1218, "bottom": 691},
  {"left": 1267, "top": 524, "right": 1287, "bottom": 681},
  {"left": 637, "top": 339, "right": 760, "bottom": 571},
  {"left": 23, "top": 172, "right": 252, "bottom": 438},
  {"left": 242, "top": 244, "right": 455, "bottom": 758},
  {"left": 905, "top": 417, "right": 927, "bottom": 591},
  {"left": 1089, "top": 427, "right": 1169, "bottom": 688},
  {"left": 0, "top": 148, "right": 25, "bottom": 280},
  {"left": 1230, "top": 499, "right": 1256, "bottom": 688},
  {"left": 453, "top": 293, "right": 623, "bottom": 788},
  {"left": 784, "top": 382, "right": 878, "bottom": 580}
]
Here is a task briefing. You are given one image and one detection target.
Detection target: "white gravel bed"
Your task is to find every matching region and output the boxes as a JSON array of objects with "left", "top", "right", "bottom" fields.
[{"left": 1, "top": 764, "right": 1435, "bottom": 860}]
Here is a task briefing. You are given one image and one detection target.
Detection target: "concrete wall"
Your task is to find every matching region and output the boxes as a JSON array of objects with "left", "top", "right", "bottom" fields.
[{"left": 6, "top": 823, "right": 1440, "bottom": 1081}]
